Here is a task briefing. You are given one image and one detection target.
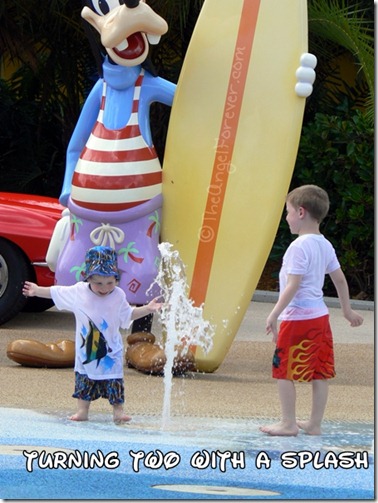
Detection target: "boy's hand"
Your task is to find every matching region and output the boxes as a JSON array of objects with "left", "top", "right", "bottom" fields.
[
  {"left": 266, "top": 314, "right": 278, "bottom": 342},
  {"left": 345, "top": 310, "right": 364, "bottom": 327},
  {"left": 22, "top": 281, "right": 37, "bottom": 297},
  {"left": 147, "top": 297, "right": 164, "bottom": 313}
]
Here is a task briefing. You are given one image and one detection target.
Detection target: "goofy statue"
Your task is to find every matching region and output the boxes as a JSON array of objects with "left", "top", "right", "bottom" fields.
[
  {"left": 52, "top": 0, "right": 173, "bottom": 307},
  {"left": 46, "top": 0, "right": 194, "bottom": 374}
]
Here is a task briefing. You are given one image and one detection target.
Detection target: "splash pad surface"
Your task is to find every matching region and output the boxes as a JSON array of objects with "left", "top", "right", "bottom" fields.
[{"left": 0, "top": 407, "right": 373, "bottom": 499}]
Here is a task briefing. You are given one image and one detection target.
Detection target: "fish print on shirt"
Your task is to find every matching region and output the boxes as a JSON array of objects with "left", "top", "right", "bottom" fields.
[{"left": 80, "top": 317, "right": 112, "bottom": 368}]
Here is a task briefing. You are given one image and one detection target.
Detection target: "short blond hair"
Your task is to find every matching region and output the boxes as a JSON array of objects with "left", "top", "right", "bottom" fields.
[{"left": 286, "top": 185, "right": 330, "bottom": 223}]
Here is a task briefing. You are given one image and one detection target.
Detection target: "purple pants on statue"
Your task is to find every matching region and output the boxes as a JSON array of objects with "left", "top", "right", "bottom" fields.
[{"left": 54, "top": 195, "right": 162, "bottom": 305}]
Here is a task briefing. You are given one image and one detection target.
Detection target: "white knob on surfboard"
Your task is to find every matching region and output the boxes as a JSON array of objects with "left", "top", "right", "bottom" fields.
[{"left": 295, "top": 53, "right": 317, "bottom": 97}]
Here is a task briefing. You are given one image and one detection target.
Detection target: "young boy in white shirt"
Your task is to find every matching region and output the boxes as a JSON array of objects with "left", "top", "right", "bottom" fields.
[
  {"left": 23, "top": 245, "right": 162, "bottom": 424},
  {"left": 260, "top": 185, "right": 363, "bottom": 436}
]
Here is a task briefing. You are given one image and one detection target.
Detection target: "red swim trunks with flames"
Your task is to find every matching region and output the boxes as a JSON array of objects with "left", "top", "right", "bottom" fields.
[{"left": 272, "top": 315, "right": 336, "bottom": 382}]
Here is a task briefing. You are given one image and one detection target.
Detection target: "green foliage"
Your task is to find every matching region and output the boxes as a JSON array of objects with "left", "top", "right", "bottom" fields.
[
  {"left": 270, "top": 102, "right": 374, "bottom": 298},
  {"left": 0, "top": 0, "right": 97, "bottom": 196},
  {"left": 308, "top": 0, "right": 374, "bottom": 125}
]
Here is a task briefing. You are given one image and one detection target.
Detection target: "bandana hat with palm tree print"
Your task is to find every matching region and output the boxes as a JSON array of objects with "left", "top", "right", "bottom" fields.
[{"left": 83, "top": 246, "right": 120, "bottom": 281}]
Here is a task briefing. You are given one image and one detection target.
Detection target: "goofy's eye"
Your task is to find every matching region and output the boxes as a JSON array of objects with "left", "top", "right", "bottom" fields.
[
  {"left": 90, "top": 0, "right": 120, "bottom": 16},
  {"left": 98, "top": 0, "right": 110, "bottom": 14}
]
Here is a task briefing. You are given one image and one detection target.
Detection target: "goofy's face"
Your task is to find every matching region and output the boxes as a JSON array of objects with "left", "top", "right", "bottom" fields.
[{"left": 82, "top": 0, "right": 168, "bottom": 67}]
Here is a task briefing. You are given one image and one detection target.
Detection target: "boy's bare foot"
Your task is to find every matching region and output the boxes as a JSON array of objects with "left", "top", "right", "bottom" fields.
[
  {"left": 114, "top": 414, "right": 132, "bottom": 424},
  {"left": 69, "top": 413, "right": 89, "bottom": 421},
  {"left": 297, "top": 420, "right": 322, "bottom": 435},
  {"left": 113, "top": 413, "right": 132, "bottom": 424},
  {"left": 113, "top": 404, "right": 132, "bottom": 424},
  {"left": 259, "top": 422, "right": 299, "bottom": 436},
  {"left": 70, "top": 399, "right": 90, "bottom": 421}
]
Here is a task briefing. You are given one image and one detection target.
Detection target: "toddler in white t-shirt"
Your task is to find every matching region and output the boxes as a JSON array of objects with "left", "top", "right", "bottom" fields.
[{"left": 23, "top": 245, "right": 162, "bottom": 423}]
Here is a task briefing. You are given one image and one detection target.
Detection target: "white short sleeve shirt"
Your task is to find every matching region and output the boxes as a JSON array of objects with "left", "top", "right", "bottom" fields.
[
  {"left": 51, "top": 282, "right": 133, "bottom": 379},
  {"left": 278, "top": 234, "right": 340, "bottom": 320}
]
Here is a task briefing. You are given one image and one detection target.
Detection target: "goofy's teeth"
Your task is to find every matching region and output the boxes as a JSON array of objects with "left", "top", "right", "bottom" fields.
[
  {"left": 116, "top": 39, "right": 129, "bottom": 51},
  {"left": 147, "top": 34, "right": 161, "bottom": 45}
]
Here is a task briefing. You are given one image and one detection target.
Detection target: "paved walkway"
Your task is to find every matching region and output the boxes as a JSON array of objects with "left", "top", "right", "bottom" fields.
[{"left": 0, "top": 293, "right": 374, "bottom": 499}]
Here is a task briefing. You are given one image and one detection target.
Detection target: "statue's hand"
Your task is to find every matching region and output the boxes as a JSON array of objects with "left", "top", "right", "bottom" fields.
[{"left": 295, "top": 53, "right": 317, "bottom": 98}]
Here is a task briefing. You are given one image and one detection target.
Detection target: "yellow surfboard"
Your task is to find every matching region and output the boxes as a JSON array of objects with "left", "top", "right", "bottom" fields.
[{"left": 161, "top": 0, "right": 310, "bottom": 372}]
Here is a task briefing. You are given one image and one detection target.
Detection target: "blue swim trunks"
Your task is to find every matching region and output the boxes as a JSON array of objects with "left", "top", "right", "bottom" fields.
[{"left": 73, "top": 372, "right": 124, "bottom": 405}]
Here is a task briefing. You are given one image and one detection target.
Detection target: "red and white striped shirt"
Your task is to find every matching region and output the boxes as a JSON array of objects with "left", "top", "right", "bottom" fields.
[{"left": 71, "top": 71, "right": 162, "bottom": 211}]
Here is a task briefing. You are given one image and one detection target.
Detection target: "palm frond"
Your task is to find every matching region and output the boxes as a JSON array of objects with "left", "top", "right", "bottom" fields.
[{"left": 309, "top": 0, "right": 374, "bottom": 95}]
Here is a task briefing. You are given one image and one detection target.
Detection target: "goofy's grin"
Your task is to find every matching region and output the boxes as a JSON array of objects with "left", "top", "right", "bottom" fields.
[{"left": 82, "top": 0, "right": 167, "bottom": 67}]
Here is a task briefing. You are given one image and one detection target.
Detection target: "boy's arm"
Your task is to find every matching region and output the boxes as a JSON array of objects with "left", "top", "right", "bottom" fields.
[
  {"left": 329, "top": 268, "right": 364, "bottom": 327},
  {"left": 131, "top": 297, "right": 163, "bottom": 321},
  {"left": 266, "top": 274, "right": 302, "bottom": 338},
  {"left": 23, "top": 281, "right": 52, "bottom": 299}
]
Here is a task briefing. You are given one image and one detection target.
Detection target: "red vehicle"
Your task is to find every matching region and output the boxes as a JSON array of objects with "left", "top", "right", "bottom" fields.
[{"left": 0, "top": 192, "right": 63, "bottom": 325}]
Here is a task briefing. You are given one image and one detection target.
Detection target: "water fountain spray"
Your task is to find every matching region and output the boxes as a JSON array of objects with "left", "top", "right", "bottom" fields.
[{"left": 152, "top": 242, "right": 215, "bottom": 428}]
